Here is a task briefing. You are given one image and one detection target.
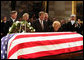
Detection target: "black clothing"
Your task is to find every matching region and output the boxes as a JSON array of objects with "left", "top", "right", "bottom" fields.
[
  {"left": 32, "top": 19, "right": 47, "bottom": 32},
  {"left": 44, "top": 19, "right": 53, "bottom": 32},
  {"left": 1, "top": 21, "right": 10, "bottom": 37},
  {"left": 64, "top": 21, "right": 83, "bottom": 34},
  {"left": 8, "top": 18, "right": 17, "bottom": 27}
]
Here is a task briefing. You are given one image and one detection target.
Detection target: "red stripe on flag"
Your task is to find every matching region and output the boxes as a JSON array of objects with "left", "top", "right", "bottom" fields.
[
  {"left": 8, "top": 37, "right": 83, "bottom": 58},
  {"left": 17, "top": 46, "right": 83, "bottom": 59}
]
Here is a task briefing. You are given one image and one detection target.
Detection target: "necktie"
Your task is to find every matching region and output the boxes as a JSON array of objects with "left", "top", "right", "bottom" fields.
[{"left": 41, "top": 20, "right": 44, "bottom": 30}]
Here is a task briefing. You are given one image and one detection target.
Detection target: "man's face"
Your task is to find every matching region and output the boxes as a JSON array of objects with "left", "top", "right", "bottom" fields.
[
  {"left": 71, "top": 16, "right": 75, "bottom": 20},
  {"left": 45, "top": 14, "right": 48, "bottom": 20},
  {"left": 39, "top": 14, "right": 45, "bottom": 20},
  {"left": 11, "top": 13, "right": 17, "bottom": 19}
]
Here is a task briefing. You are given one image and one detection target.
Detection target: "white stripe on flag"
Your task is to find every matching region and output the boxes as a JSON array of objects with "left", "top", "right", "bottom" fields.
[{"left": 9, "top": 41, "right": 83, "bottom": 59}]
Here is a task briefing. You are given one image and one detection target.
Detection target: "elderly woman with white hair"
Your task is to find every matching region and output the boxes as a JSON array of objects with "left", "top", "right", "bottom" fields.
[
  {"left": 8, "top": 13, "right": 35, "bottom": 33},
  {"left": 49, "top": 21, "right": 63, "bottom": 32},
  {"left": 22, "top": 13, "right": 29, "bottom": 21}
]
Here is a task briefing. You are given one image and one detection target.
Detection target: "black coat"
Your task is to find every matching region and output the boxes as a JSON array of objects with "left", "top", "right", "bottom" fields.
[
  {"left": 44, "top": 19, "right": 53, "bottom": 32},
  {"left": 65, "top": 21, "right": 83, "bottom": 33},
  {"left": 61, "top": 23, "right": 68, "bottom": 31},
  {"left": 1, "top": 21, "right": 10, "bottom": 36},
  {"left": 32, "top": 19, "right": 48, "bottom": 32},
  {"left": 8, "top": 18, "right": 17, "bottom": 27},
  {"left": 65, "top": 22, "right": 77, "bottom": 31}
]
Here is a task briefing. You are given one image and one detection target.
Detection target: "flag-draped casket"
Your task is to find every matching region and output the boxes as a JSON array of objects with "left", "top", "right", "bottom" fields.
[{"left": 1, "top": 32, "right": 83, "bottom": 59}]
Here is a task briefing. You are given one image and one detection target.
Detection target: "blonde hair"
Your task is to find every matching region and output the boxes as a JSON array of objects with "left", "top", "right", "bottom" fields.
[{"left": 52, "top": 21, "right": 61, "bottom": 27}]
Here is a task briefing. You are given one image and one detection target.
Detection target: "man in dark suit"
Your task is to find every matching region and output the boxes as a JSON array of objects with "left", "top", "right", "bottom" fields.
[
  {"left": 8, "top": 11, "right": 18, "bottom": 27},
  {"left": 44, "top": 13, "right": 53, "bottom": 32},
  {"left": 65, "top": 14, "right": 82, "bottom": 33},
  {"left": 60, "top": 19, "right": 67, "bottom": 31},
  {"left": 1, "top": 16, "right": 10, "bottom": 38},
  {"left": 32, "top": 11, "right": 47, "bottom": 32}
]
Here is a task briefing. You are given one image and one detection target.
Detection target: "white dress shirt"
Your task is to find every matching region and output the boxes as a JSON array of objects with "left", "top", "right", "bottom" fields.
[
  {"left": 39, "top": 18, "right": 44, "bottom": 30},
  {"left": 11, "top": 17, "right": 15, "bottom": 22},
  {"left": 71, "top": 20, "right": 75, "bottom": 25}
]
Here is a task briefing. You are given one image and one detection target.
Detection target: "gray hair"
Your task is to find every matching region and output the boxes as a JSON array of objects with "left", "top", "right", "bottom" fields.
[
  {"left": 23, "top": 13, "right": 29, "bottom": 18},
  {"left": 52, "top": 21, "right": 61, "bottom": 27},
  {"left": 10, "top": 11, "right": 17, "bottom": 15}
]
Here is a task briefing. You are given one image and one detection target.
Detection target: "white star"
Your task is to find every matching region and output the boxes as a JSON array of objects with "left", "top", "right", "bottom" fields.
[
  {"left": 5, "top": 51, "right": 7, "bottom": 54},
  {"left": 2, "top": 42, "right": 3, "bottom": 45},
  {"left": 1, "top": 38, "right": 4, "bottom": 41},
  {"left": 5, "top": 42, "right": 7, "bottom": 45},
  {"left": 3, "top": 46, "right": 5, "bottom": 50},
  {"left": 1, "top": 50, "right": 3, "bottom": 54},
  {"left": 3, "top": 55, "right": 5, "bottom": 59}
]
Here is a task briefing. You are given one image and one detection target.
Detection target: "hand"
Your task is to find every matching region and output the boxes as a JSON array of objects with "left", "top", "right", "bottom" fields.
[{"left": 75, "top": 24, "right": 78, "bottom": 27}]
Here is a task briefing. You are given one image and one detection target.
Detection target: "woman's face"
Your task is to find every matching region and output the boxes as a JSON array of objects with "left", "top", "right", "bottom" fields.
[
  {"left": 23, "top": 15, "right": 29, "bottom": 21},
  {"left": 54, "top": 23, "right": 61, "bottom": 31}
]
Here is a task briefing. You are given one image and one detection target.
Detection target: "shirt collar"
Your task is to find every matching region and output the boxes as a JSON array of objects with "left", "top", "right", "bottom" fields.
[
  {"left": 39, "top": 18, "right": 43, "bottom": 23},
  {"left": 71, "top": 20, "right": 75, "bottom": 25},
  {"left": 11, "top": 17, "right": 16, "bottom": 22}
]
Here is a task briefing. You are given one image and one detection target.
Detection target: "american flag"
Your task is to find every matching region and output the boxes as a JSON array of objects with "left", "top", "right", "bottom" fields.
[
  {"left": 1, "top": 32, "right": 83, "bottom": 59},
  {"left": 1, "top": 33, "right": 15, "bottom": 59}
]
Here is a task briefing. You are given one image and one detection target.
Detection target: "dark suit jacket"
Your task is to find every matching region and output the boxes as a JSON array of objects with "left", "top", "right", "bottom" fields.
[
  {"left": 32, "top": 19, "right": 47, "bottom": 32},
  {"left": 65, "top": 21, "right": 78, "bottom": 32},
  {"left": 44, "top": 19, "right": 53, "bottom": 32},
  {"left": 1, "top": 21, "right": 10, "bottom": 36},
  {"left": 8, "top": 18, "right": 17, "bottom": 27}
]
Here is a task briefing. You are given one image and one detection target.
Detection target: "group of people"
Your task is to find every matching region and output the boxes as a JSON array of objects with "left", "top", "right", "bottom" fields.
[{"left": 1, "top": 11, "right": 83, "bottom": 38}]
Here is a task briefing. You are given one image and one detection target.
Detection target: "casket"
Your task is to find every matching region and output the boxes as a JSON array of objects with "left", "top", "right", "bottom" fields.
[{"left": 1, "top": 32, "right": 83, "bottom": 59}]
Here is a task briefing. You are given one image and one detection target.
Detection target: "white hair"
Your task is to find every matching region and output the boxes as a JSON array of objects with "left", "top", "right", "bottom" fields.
[
  {"left": 70, "top": 14, "right": 76, "bottom": 17},
  {"left": 23, "top": 13, "right": 29, "bottom": 17},
  {"left": 52, "top": 21, "right": 61, "bottom": 27}
]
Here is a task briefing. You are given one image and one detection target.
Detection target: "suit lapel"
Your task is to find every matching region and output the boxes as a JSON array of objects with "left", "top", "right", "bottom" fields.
[{"left": 37, "top": 20, "right": 42, "bottom": 30}]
